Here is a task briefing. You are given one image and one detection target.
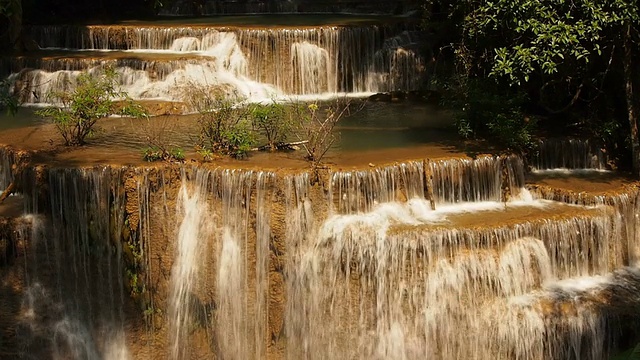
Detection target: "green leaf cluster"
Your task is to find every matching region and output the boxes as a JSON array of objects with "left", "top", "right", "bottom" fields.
[
  {"left": 36, "top": 67, "right": 148, "bottom": 146},
  {"left": 250, "top": 101, "right": 292, "bottom": 151},
  {"left": 462, "top": 0, "right": 639, "bottom": 86},
  {"left": 142, "top": 146, "right": 185, "bottom": 162},
  {"left": 186, "top": 85, "right": 256, "bottom": 159},
  {"left": 425, "top": 0, "right": 639, "bottom": 162},
  {"left": 0, "top": 80, "right": 18, "bottom": 116}
]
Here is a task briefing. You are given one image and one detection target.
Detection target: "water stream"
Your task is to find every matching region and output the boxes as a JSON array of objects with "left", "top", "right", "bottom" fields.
[
  {"left": 1, "top": 151, "right": 638, "bottom": 359},
  {"left": 2, "top": 12, "right": 640, "bottom": 360},
  {"left": 7, "top": 23, "right": 425, "bottom": 104}
]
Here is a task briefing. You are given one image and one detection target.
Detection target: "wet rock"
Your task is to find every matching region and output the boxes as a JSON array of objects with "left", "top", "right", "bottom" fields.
[{"left": 366, "top": 92, "right": 388, "bottom": 102}]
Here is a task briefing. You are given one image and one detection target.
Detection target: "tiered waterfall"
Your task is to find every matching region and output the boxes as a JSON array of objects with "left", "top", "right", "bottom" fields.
[
  {"left": 1, "top": 147, "right": 639, "bottom": 359},
  {"left": 4, "top": 22, "right": 425, "bottom": 104}
]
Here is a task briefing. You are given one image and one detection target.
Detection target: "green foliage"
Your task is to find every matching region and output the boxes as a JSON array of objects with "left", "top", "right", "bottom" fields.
[
  {"left": 0, "top": 80, "right": 18, "bottom": 116},
  {"left": 424, "top": 0, "right": 639, "bottom": 165},
  {"left": 222, "top": 121, "right": 255, "bottom": 158},
  {"left": 196, "top": 147, "right": 214, "bottom": 161},
  {"left": 142, "top": 147, "right": 163, "bottom": 162},
  {"left": 170, "top": 147, "right": 185, "bottom": 161},
  {"left": 36, "top": 67, "right": 147, "bottom": 146},
  {"left": 440, "top": 76, "right": 537, "bottom": 152},
  {"left": 457, "top": 0, "right": 640, "bottom": 122},
  {"left": 487, "top": 112, "right": 537, "bottom": 152},
  {"left": 250, "top": 101, "right": 292, "bottom": 151},
  {"left": 125, "top": 268, "right": 143, "bottom": 296},
  {"left": 142, "top": 146, "right": 185, "bottom": 162},
  {"left": 186, "top": 85, "right": 255, "bottom": 159},
  {"left": 463, "top": 0, "right": 639, "bottom": 84}
]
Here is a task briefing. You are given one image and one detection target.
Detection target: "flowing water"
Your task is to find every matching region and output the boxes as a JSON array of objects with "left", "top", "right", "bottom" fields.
[
  {"left": 1, "top": 151, "right": 639, "bottom": 359},
  {"left": 13, "top": 168, "right": 130, "bottom": 359},
  {"left": 2, "top": 10, "right": 640, "bottom": 360},
  {"left": 531, "top": 139, "right": 607, "bottom": 171},
  {"left": 5, "top": 18, "right": 425, "bottom": 104}
]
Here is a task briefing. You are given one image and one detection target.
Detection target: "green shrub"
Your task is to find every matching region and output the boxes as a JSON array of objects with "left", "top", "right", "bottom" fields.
[
  {"left": 196, "top": 148, "right": 214, "bottom": 161},
  {"left": 185, "top": 84, "right": 255, "bottom": 158},
  {"left": 170, "top": 147, "right": 185, "bottom": 161},
  {"left": 36, "top": 67, "right": 146, "bottom": 146},
  {"left": 440, "top": 77, "right": 537, "bottom": 153},
  {"left": 250, "top": 101, "right": 292, "bottom": 151},
  {"left": 0, "top": 80, "right": 18, "bottom": 115},
  {"left": 142, "top": 146, "right": 186, "bottom": 162},
  {"left": 142, "top": 147, "right": 164, "bottom": 162}
]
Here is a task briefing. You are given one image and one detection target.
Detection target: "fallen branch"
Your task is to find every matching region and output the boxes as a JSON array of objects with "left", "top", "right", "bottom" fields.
[
  {"left": 0, "top": 182, "right": 16, "bottom": 204},
  {"left": 250, "top": 140, "right": 309, "bottom": 152}
]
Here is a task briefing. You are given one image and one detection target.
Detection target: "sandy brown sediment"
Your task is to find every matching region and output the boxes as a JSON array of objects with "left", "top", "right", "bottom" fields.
[
  {"left": 0, "top": 114, "right": 473, "bottom": 170},
  {"left": 527, "top": 170, "right": 636, "bottom": 194}
]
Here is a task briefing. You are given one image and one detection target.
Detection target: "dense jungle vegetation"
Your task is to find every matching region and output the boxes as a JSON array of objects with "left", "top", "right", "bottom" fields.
[{"left": 422, "top": 1, "right": 639, "bottom": 173}]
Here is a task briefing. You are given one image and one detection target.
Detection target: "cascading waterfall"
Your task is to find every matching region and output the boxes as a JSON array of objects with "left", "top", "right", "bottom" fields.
[
  {"left": 328, "top": 156, "right": 528, "bottom": 214},
  {"left": 216, "top": 169, "right": 255, "bottom": 360},
  {"left": 17, "top": 167, "right": 130, "bottom": 359},
  {"left": 291, "top": 41, "right": 332, "bottom": 95},
  {"left": 3, "top": 152, "right": 640, "bottom": 359},
  {"left": 531, "top": 139, "right": 607, "bottom": 171},
  {"left": 365, "top": 31, "right": 425, "bottom": 91},
  {"left": 283, "top": 156, "right": 640, "bottom": 360},
  {"left": 429, "top": 156, "right": 503, "bottom": 203},
  {"left": 330, "top": 161, "right": 424, "bottom": 214},
  {"left": 168, "top": 172, "right": 211, "bottom": 359},
  {"left": 284, "top": 172, "right": 316, "bottom": 359},
  {"left": 284, "top": 193, "right": 634, "bottom": 359},
  {"left": 1, "top": 55, "right": 205, "bottom": 75},
  {"left": 253, "top": 172, "right": 273, "bottom": 359},
  {"left": 10, "top": 25, "right": 426, "bottom": 103},
  {"left": 163, "top": 168, "right": 273, "bottom": 359}
]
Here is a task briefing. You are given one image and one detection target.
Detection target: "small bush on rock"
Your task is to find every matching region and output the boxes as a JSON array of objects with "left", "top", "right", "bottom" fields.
[{"left": 36, "top": 67, "right": 146, "bottom": 146}]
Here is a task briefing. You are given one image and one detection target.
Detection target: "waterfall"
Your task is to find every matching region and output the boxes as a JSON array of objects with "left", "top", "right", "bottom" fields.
[
  {"left": 12, "top": 25, "right": 426, "bottom": 103},
  {"left": 254, "top": 172, "right": 272, "bottom": 358},
  {"left": 168, "top": 172, "right": 211, "bottom": 359},
  {"left": 291, "top": 41, "right": 332, "bottom": 94},
  {"left": 16, "top": 167, "right": 130, "bottom": 359},
  {"left": 3, "top": 152, "right": 640, "bottom": 359},
  {"left": 284, "top": 194, "right": 631, "bottom": 359},
  {"left": 330, "top": 161, "right": 424, "bottom": 214},
  {"left": 161, "top": 168, "right": 274, "bottom": 359},
  {"left": 429, "top": 156, "right": 502, "bottom": 203},
  {"left": 531, "top": 139, "right": 607, "bottom": 171}
]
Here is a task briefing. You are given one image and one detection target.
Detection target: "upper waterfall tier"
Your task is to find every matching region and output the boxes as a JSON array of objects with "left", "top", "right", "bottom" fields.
[{"left": 9, "top": 22, "right": 426, "bottom": 103}]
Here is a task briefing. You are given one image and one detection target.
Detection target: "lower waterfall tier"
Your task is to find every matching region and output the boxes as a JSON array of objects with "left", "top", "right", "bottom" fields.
[{"left": 0, "top": 150, "right": 639, "bottom": 359}]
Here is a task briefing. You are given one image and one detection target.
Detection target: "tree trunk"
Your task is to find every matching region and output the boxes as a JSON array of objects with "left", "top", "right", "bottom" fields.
[{"left": 624, "top": 22, "right": 639, "bottom": 177}]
